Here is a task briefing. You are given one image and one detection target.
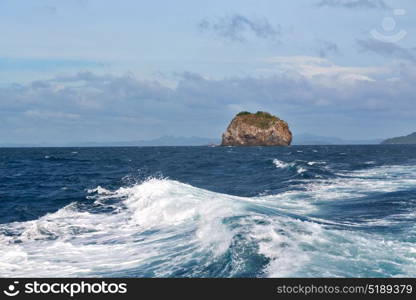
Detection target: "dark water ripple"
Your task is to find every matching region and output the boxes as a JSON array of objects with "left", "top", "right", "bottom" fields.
[{"left": 0, "top": 145, "right": 415, "bottom": 277}]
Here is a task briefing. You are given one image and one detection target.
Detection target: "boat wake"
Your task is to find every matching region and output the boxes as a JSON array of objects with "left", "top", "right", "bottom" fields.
[{"left": 1, "top": 163, "right": 416, "bottom": 277}]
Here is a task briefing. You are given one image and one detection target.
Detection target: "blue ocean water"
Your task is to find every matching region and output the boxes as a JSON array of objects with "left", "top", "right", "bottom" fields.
[{"left": 0, "top": 145, "right": 415, "bottom": 277}]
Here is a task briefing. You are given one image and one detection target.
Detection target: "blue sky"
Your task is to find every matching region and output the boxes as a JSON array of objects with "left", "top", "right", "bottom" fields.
[{"left": 1, "top": 0, "right": 416, "bottom": 144}]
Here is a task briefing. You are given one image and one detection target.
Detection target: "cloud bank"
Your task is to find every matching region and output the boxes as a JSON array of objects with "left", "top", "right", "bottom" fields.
[{"left": 1, "top": 56, "right": 415, "bottom": 144}]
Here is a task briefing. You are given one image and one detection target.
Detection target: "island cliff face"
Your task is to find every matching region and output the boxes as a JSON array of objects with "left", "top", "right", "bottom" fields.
[{"left": 221, "top": 111, "right": 292, "bottom": 146}]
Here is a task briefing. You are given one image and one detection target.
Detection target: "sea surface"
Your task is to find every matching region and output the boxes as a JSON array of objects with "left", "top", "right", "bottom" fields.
[{"left": 0, "top": 145, "right": 415, "bottom": 277}]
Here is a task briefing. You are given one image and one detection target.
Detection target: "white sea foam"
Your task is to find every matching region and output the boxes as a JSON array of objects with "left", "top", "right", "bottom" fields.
[
  {"left": 317, "top": 165, "right": 414, "bottom": 199},
  {"left": 272, "top": 159, "right": 289, "bottom": 169},
  {"left": 268, "top": 164, "right": 416, "bottom": 216},
  {"left": 297, "top": 167, "right": 307, "bottom": 174},
  {"left": 0, "top": 179, "right": 243, "bottom": 277},
  {"left": 0, "top": 163, "right": 415, "bottom": 277},
  {"left": 86, "top": 186, "right": 113, "bottom": 195},
  {"left": 273, "top": 159, "right": 306, "bottom": 174},
  {"left": 307, "top": 161, "right": 325, "bottom": 166},
  {"left": 272, "top": 159, "right": 313, "bottom": 174}
]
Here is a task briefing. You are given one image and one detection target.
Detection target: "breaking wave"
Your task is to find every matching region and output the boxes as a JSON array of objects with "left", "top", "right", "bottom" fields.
[{"left": 1, "top": 161, "right": 416, "bottom": 277}]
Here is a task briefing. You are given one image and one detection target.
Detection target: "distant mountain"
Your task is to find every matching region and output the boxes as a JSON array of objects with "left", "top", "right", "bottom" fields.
[
  {"left": 0, "top": 136, "right": 220, "bottom": 148},
  {"left": 72, "top": 136, "right": 219, "bottom": 147},
  {"left": 293, "top": 133, "right": 382, "bottom": 145},
  {"left": 0, "top": 142, "right": 47, "bottom": 148},
  {"left": 381, "top": 132, "right": 416, "bottom": 145},
  {"left": 2, "top": 133, "right": 389, "bottom": 148}
]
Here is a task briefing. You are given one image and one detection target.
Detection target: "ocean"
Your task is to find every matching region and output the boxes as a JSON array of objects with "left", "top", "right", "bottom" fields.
[{"left": 0, "top": 145, "right": 415, "bottom": 277}]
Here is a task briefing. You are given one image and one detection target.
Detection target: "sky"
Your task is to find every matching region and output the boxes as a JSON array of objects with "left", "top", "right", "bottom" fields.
[{"left": 1, "top": 0, "right": 416, "bottom": 144}]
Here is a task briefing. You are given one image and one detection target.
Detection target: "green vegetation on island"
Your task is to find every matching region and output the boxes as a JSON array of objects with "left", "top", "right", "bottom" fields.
[
  {"left": 381, "top": 132, "right": 416, "bottom": 145},
  {"left": 235, "top": 111, "right": 285, "bottom": 130}
]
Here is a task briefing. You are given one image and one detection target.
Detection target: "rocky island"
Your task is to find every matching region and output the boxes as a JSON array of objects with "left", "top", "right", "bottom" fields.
[{"left": 221, "top": 111, "right": 292, "bottom": 146}]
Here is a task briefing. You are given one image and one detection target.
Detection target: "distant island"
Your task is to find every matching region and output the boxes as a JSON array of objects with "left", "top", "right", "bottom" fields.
[
  {"left": 1, "top": 133, "right": 394, "bottom": 148},
  {"left": 381, "top": 132, "right": 416, "bottom": 144},
  {"left": 221, "top": 111, "right": 292, "bottom": 146},
  {"left": 292, "top": 133, "right": 382, "bottom": 145},
  {"left": 0, "top": 136, "right": 219, "bottom": 148}
]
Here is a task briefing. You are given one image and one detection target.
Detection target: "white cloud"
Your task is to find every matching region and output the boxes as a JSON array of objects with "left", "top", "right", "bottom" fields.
[{"left": 260, "top": 56, "right": 390, "bottom": 83}]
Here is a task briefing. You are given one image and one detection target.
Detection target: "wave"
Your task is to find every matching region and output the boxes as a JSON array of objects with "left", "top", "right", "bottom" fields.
[
  {"left": 272, "top": 159, "right": 325, "bottom": 176},
  {"left": 273, "top": 159, "right": 306, "bottom": 174},
  {"left": 0, "top": 179, "right": 244, "bottom": 277},
  {"left": 272, "top": 159, "right": 291, "bottom": 169},
  {"left": 1, "top": 164, "right": 416, "bottom": 277}
]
